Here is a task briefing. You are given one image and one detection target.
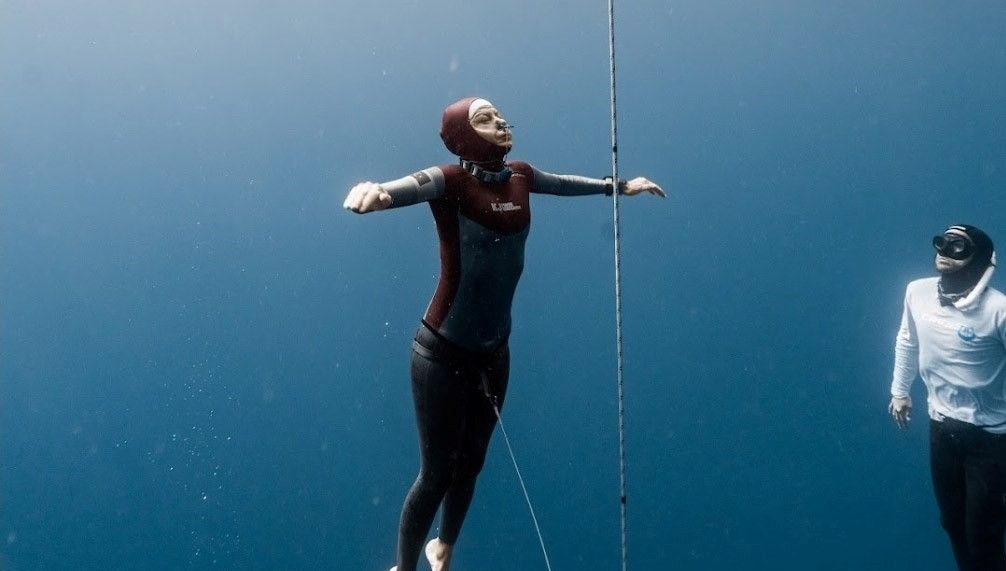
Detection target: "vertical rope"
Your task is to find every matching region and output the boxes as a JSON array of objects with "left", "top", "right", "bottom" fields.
[{"left": 606, "top": 0, "right": 630, "bottom": 570}]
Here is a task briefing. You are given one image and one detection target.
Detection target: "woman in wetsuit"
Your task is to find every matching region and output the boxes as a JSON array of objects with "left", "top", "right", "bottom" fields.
[{"left": 344, "top": 97, "right": 664, "bottom": 571}]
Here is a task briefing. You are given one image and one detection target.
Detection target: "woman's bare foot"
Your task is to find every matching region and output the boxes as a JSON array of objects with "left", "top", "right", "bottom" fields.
[{"left": 424, "top": 538, "right": 453, "bottom": 571}]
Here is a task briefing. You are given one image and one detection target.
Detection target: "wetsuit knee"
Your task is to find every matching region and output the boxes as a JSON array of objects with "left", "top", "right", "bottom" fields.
[
  {"left": 452, "top": 452, "right": 488, "bottom": 484},
  {"left": 420, "top": 452, "right": 486, "bottom": 492},
  {"left": 416, "top": 462, "right": 455, "bottom": 497}
]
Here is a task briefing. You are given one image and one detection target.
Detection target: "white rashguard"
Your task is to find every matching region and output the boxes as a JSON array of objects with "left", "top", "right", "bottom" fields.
[{"left": 892, "top": 277, "right": 1006, "bottom": 433}]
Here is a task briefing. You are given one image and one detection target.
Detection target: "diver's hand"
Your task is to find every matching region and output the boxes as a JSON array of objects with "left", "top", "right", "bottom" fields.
[
  {"left": 344, "top": 181, "right": 392, "bottom": 214},
  {"left": 622, "top": 177, "right": 666, "bottom": 198},
  {"left": 889, "top": 396, "right": 913, "bottom": 429}
]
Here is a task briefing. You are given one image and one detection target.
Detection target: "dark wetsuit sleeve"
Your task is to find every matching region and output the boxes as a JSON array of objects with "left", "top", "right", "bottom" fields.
[
  {"left": 381, "top": 167, "right": 447, "bottom": 208},
  {"left": 527, "top": 165, "right": 611, "bottom": 196}
]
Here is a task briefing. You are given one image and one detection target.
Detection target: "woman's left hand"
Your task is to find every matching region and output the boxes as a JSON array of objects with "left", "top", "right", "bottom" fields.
[{"left": 622, "top": 177, "right": 666, "bottom": 197}]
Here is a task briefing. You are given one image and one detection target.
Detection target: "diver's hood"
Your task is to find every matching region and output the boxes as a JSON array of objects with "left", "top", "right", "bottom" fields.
[
  {"left": 950, "top": 251, "right": 997, "bottom": 311},
  {"left": 440, "top": 97, "right": 510, "bottom": 164},
  {"left": 938, "top": 224, "right": 996, "bottom": 310}
]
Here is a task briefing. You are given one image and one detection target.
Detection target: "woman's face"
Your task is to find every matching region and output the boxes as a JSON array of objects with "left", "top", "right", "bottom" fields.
[{"left": 469, "top": 105, "right": 512, "bottom": 148}]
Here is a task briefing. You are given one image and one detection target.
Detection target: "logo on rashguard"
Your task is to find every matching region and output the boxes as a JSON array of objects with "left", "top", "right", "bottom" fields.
[
  {"left": 958, "top": 326, "right": 977, "bottom": 343},
  {"left": 411, "top": 171, "right": 431, "bottom": 185},
  {"left": 491, "top": 202, "right": 522, "bottom": 212}
]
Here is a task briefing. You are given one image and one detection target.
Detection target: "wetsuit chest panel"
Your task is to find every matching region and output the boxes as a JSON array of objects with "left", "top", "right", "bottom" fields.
[
  {"left": 423, "top": 166, "right": 533, "bottom": 351},
  {"left": 438, "top": 215, "right": 529, "bottom": 350},
  {"left": 455, "top": 172, "right": 532, "bottom": 235}
]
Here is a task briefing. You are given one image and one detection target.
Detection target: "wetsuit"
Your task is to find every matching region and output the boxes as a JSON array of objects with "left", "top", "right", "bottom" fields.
[
  {"left": 381, "top": 161, "right": 610, "bottom": 571},
  {"left": 893, "top": 277, "right": 1006, "bottom": 570}
]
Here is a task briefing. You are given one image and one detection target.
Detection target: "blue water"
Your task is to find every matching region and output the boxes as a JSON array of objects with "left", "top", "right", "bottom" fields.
[{"left": 3, "top": 1, "right": 1005, "bottom": 569}]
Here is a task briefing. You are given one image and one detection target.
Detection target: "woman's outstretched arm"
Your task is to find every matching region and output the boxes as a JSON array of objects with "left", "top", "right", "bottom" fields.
[
  {"left": 344, "top": 166, "right": 447, "bottom": 214},
  {"left": 525, "top": 164, "right": 665, "bottom": 198}
]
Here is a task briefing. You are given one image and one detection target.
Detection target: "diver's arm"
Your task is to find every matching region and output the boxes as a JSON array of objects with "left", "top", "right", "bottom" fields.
[
  {"left": 528, "top": 166, "right": 610, "bottom": 196},
  {"left": 528, "top": 166, "right": 665, "bottom": 197},
  {"left": 890, "top": 289, "right": 920, "bottom": 399},
  {"left": 889, "top": 287, "right": 919, "bottom": 428},
  {"left": 345, "top": 167, "right": 447, "bottom": 214}
]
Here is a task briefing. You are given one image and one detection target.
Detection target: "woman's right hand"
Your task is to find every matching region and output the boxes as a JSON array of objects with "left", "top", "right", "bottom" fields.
[{"left": 344, "top": 181, "right": 392, "bottom": 214}]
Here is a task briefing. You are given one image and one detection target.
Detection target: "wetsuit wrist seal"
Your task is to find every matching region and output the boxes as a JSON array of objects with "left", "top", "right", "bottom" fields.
[{"left": 603, "top": 176, "right": 625, "bottom": 196}]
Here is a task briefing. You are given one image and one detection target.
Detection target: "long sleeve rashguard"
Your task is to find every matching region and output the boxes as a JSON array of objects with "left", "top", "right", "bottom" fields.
[{"left": 891, "top": 277, "right": 1006, "bottom": 433}]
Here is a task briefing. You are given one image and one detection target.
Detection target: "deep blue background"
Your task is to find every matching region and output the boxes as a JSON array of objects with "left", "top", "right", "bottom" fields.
[{"left": 3, "top": 1, "right": 1005, "bottom": 569}]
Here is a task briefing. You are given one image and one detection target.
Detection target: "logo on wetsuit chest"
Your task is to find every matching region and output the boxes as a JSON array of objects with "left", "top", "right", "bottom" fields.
[{"left": 491, "top": 201, "right": 522, "bottom": 213}]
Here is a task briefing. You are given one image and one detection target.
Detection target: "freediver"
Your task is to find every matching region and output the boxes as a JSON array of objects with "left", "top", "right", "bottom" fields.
[
  {"left": 344, "top": 97, "right": 664, "bottom": 571},
  {"left": 889, "top": 224, "right": 1006, "bottom": 571}
]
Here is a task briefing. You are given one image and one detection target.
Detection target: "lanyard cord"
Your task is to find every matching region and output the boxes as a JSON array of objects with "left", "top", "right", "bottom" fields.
[{"left": 481, "top": 376, "right": 554, "bottom": 571}]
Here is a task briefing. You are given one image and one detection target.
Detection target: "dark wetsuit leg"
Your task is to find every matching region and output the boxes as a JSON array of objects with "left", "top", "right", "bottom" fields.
[
  {"left": 930, "top": 419, "right": 1006, "bottom": 571},
  {"left": 932, "top": 419, "right": 975, "bottom": 569},
  {"left": 439, "top": 348, "right": 508, "bottom": 544},
  {"left": 395, "top": 335, "right": 509, "bottom": 571},
  {"left": 963, "top": 428, "right": 1006, "bottom": 571}
]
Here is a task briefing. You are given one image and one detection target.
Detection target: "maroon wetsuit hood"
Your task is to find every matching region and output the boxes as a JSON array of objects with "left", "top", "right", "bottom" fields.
[{"left": 440, "top": 97, "right": 510, "bottom": 164}]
